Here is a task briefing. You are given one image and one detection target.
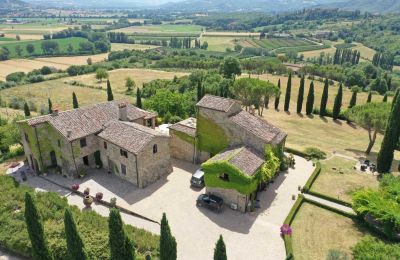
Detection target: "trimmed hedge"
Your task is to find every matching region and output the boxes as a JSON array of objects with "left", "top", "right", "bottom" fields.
[
  {"left": 302, "top": 162, "right": 322, "bottom": 192},
  {"left": 283, "top": 195, "right": 305, "bottom": 259},
  {"left": 306, "top": 190, "right": 352, "bottom": 207},
  {"left": 303, "top": 197, "right": 357, "bottom": 219}
]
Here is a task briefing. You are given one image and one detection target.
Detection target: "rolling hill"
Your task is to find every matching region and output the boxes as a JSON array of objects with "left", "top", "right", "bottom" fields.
[
  {"left": 0, "top": 0, "right": 29, "bottom": 8},
  {"left": 320, "top": 0, "right": 400, "bottom": 13}
]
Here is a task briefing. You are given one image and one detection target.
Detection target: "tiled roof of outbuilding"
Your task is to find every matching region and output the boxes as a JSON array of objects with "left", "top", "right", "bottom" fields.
[
  {"left": 168, "top": 117, "right": 197, "bottom": 137},
  {"left": 196, "top": 95, "right": 240, "bottom": 112}
]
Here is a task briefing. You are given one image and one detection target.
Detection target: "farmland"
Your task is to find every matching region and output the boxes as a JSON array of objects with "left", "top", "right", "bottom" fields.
[
  {"left": 238, "top": 37, "right": 329, "bottom": 53},
  {"left": 110, "top": 43, "right": 160, "bottom": 51},
  {"left": 111, "top": 24, "right": 203, "bottom": 37}
]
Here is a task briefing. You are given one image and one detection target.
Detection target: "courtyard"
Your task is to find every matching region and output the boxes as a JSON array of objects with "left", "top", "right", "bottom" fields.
[{"left": 12, "top": 156, "right": 314, "bottom": 260}]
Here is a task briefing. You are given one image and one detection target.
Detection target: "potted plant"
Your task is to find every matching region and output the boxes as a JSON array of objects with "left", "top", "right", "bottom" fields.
[
  {"left": 72, "top": 184, "right": 80, "bottom": 191},
  {"left": 95, "top": 192, "right": 103, "bottom": 201},
  {"left": 94, "top": 151, "right": 103, "bottom": 169},
  {"left": 110, "top": 197, "right": 117, "bottom": 208},
  {"left": 84, "top": 187, "right": 90, "bottom": 195},
  {"left": 83, "top": 196, "right": 93, "bottom": 208},
  {"left": 280, "top": 224, "right": 292, "bottom": 237}
]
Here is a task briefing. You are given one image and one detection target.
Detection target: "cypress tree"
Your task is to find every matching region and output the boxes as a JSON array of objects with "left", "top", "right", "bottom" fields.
[
  {"left": 48, "top": 98, "right": 52, "bottom": 114},
  {"left": 367, "top": 92, "right": 372, "bottom": 103},
  {"left": 24, "top": 193, "right": 52, "bottom": 260},
  {"left": 136, "top": 88, "right": 142, "bottom": 109},
  {"left": 306, "top": 81, "right": 315, "bottom": 115},
  {"left": 197, "top": 81, "right": 202, "bottom": 101},
  {"left": 349, "top": 91, "right": 357, "bottom": 108},
  {"left": 377, "top": 89, "right": 400, "bottom": 173},
  {"left": 160, "top": 213, "right": 177, "bottom": 260},
  {"left": 108, "top": 209, "right": 135, "bottom": 260},
  {"left": 296, "top": 75, "right": 305, "bottom": 114},
  {"left": 214, "top": 235, "right": 227, "bottom": 260},
  {"left": 72, "top": 92, "right": 79, "bottom": 109},
  {"left": 383, "top": 93, "right": 388, "bottom": 102},
  {"left": 284, "top": 74, "right": 292, "bottom": 112},
  {"left": 107, "top": 80, "right": 114, "bottom": 101},
  {"left": 64, "top": 208, "right": 88, "bottom": 260},
  {"left": 24, "top": 102, "right": 31, "bottom": 117},
  {"left": 319, "top": 78, "right": 329, "bottom": 117},
  {"left": 274, "top": 79, "right": 281, "bottom": 110},
  {"left": 332, "top": 83, "right": 343, "bottom": 120}
]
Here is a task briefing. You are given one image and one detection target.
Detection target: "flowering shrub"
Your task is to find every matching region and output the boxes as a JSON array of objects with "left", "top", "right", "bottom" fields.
[
  {"left": 280, "top": 224, "right": 292, "bottom": 236},
  {"left": 71, "top": 184, "right": 79, "bottom": 190}
]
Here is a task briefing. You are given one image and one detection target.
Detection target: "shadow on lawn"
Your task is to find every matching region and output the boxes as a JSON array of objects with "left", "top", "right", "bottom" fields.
[{"left": 345, "top": 148, "right": 400, "bottom": 172}]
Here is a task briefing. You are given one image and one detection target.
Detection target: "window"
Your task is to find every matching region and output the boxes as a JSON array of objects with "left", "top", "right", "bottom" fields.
[
  {"left": 57, "top": 140, "right": 61, "bottom": 147},
  {"left": 120, "top": 149, "right": 128, "bottom": 158},
  {"left": 83, "top": 156, "right": 89, "bottom": 166},
  {"left": 104, "top": 142, "right": 107, "bottom": 150},
  {"left": 25, "top": 133, "right": 29, "bottom": 143},
  {"left": 219, "top": 173, "right": 230, "bottom": 182},
  {"left": 153, "top": 144, "right": 158, "bottom": 154},
  {"left": 121, "top": 164, "right": 127, "bottom": 175},
  {"left": 80, "top": 138, "right": 87, "bottom": 148}
]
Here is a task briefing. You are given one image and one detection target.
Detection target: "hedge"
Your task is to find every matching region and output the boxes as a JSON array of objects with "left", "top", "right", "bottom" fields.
[
  {"left": 302, "top": 162, "right": 322, "bottom": 192},
  {"left": 306, "top": 190, "right": 352, "bottom": 207},
  {"left": 284, "top": 147, "right": 309, "bottom": 158},
  {"left": 303, "top": 197, "right": 357, "bottom": 219},
  {"left": 283, "top": 195, "right": 305, "bottom": 259}
]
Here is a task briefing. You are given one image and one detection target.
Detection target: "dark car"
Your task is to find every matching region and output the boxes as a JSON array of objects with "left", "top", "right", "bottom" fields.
[
  {"left": 190, "top": 169, "right": 205, "bottom": 188},
  {"left": 196, "top": 194, "right": 223, "bottom": 212}
]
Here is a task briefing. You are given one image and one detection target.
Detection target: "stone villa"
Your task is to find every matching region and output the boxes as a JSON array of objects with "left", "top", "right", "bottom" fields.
[{"left": 18, "top": 100, "right": 172, "bottom": 188}]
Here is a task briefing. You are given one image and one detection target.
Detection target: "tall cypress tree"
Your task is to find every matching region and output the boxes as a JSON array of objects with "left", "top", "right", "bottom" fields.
[
  {"left": 48, "top": 98, "right": 52, "bottom": 114},
  {"left": 136, "top": 88, "right": 142, "bottom": 109},
  {"left": 108, "top": 209, "right": 135, "bottom": 260},
  {"left": 214, "top": 235, "right": 227, "bottom": 260},
  {"left": 332, "top": 83, "right": 343, "bottom": 120},
  {"left": 24, "top": 193, "right": 52, "bottom": 260},
  {"left": 306, "top": 81, "right": 315, "bottom": 115},
  {"left": 296, "top": 75, "right": 305, "bottom": 114},
  {"left": 377, "top": 89, "right": 400, "bottom": 173},
  {"left": 197, "top": 81, "right": 202, "bottom": 101},
  {"left": 319, "top": 78, "right": 329, "bottom": 117},
  {"left": 24, "top": 102, "right": 31, "bottom": 117},
  {"left": 284, "top": 74, "right": 292, "bottom": 112},
  {"left": 349, "top": 91, "right": 357, "bottom": 108},
  {"left": 383, "top": 93, "right": 388, "bottom": 102},
  {"left": 367, "top": 92, "right": 372, "bottom": 103},
  {"left": 160, "top": 213, "right": 177, "bottom": 260},
  {"left": 72, "top": 92, "right": 79, "bottom": 109},
  {"left": 64, "top": 208, "right": 88, "bottom": 260},
  {"left": 107, "top": 80, "right": 114, "bottom": 101},
  {"left": 274, "top": 79, "right": 281, "bottom": 110}
]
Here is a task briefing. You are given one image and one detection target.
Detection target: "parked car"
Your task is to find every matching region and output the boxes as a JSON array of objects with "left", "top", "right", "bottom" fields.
[
  {"left": 196, "top": 194, "right": 223, "bottom": 212},
  {"left": 191, "top": 168, "right": 205, "bottom": 188}
]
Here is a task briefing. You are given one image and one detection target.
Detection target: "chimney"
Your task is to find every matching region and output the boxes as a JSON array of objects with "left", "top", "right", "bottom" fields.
[
  {"left": 118, "top": 103, "right": 128, "bottom": 121},
  {"left": 51, "top": 108, "right": 59, "bottom": 117}
]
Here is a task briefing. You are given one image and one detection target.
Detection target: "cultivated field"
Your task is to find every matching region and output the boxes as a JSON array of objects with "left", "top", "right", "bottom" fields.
[
  {"left": 65, "top": 68, "right": 189, "bottom": 94},
  {"left": 203, "top": 31, "right": 260, "bottom": 37},
  {"left": 0, "top": 107, "right": 37, "bottom": 120},
  {"left": 200, "top": 36, "right": 241, "bottom": 52},
  {"left": 0, "top": 53, "right": 108, "bottom": 81},
  {"left": 351, "top": 42, "right": 376, "bottom": 61},
  {"left": 111, "top": 43, "right": 160, "bottom": 51},
  {"left": 292, "top": 203, "right": 367, "bottom": 259},
  {"left": 111, "top": 24, "right": 202, "bottom": 36},
  {"left": 311, "top": 156, "right": 380, "bottom": 203}
]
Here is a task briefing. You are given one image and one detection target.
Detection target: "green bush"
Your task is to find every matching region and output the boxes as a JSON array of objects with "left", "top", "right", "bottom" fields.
[
  {"left": 352, "top": 236, "right": 400, "bottom": 259},
  {"left": 302, "top": 162, "right": 322, "bottom": 192},
  {"left": 0, "top": 175, "right": 159, "bottom": 259},
  {"left": 303, "top": 147, "right": 327, "bottom": 160}
]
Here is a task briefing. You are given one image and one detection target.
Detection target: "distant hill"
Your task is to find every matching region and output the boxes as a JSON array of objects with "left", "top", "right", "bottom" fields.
[
  {"left": 0, "top": 0, "right": 29, "bottom": 8},
  {"left": 320, "top": 0, "right": 400, "bottom": 13}
]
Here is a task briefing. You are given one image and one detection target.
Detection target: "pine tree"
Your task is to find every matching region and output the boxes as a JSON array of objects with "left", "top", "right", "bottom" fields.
[
  {"left": 24, "top": 193, "right": 52, "bottom": 260},
  {"left": 274, "top": 79, "right": 281, "bottom": 110},
  {"left": 332, "top": 83, "right": 343, "bottom": 120},
  {"left": 72, "top": 92, "right": 79, "bottom": 109},
  {"left": 64, "top": 208, "right": 88, "bottom": 260},
  {"left": 107, "top": 80, "right": 114, "bottom": 101},
  {"left": 108, "top": 209, "right": 135, "bottom": 260},
  {"left": 377, "top": 89, "right": 400, "bottom": 173},
  {"left": 296, "top": 75, "right": 305, "bottom": 114},
  {"left": 136, "top": 88, "right": 142, "bottom": 109},
  {"left": 24, "top": 102, "right": 31, "bottom": 117},
  {"left": 383, "top": 93, "right": 388, "bottom": 102},
  {"left": 214, "top": 235, "right": 227, "bottom": 260},
  {"left": 160, "top": 213, "right": 177, "bottom": 260},
  {"left": 367, "top": 92, "right": 372, "bottom": 103},
  {"left": 319, "top": 78, "right": 329, "bottom": 116},
  {"left": 306, "top": 81, "right": 315, "bottom": 115},
  {"left": 284, "top": 74, "right": 292, "bottom": 112},
  {"left": 349, "top": 91, "right": 357, "bottom": 108},
  {"left": 48, "top": 98, "right": 52, "bottom": 114}
]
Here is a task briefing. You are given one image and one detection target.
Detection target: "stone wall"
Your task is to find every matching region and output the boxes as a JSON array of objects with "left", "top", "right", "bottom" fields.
[
  {"left": 169, "top": 130, "right": 195, "bottom": 163},
  {"left": 137, "top": 136, "right": 172, "bottom": 188},
  {"left": 206, "top": 186, "right": 249, "bottom": 213}
]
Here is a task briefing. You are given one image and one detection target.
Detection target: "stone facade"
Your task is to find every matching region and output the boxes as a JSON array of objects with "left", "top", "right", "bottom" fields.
[
  {"left": 169, "top": 129, "right": 196, "bottom": 163},
  {"left": 206, "top": 186, "right": 250, "bottom": 213}
]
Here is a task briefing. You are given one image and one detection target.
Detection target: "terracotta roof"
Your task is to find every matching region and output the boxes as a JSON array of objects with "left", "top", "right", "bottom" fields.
[
  {"left": 196, "top": 95, "right": 240, "bottom": 112},
  {"left": 209, "top": 146, "right": 265, "bottom": 176},
  {"left": 168, "top": 117, "right": 196, "bottom": 137},
  {"left": 229, "top": 111, "right": 287, "bottom": 145},
  {"left": 98, "top": 121, "right": 168, "bottom": 155},
  {"left": 22, "top": 100, "right": 156, "bottom": 141}
]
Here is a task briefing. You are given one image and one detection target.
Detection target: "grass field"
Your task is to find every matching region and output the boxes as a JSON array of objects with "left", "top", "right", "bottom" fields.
[
  {"left": 0, "top": 107, "right": 37, "bottom": 120},
  {"left": 311, "top": 156, "right": 379, "bottom": 203},
  {"left": 0, "top": 37, "right": 90, "bottom": 58},
  {"left": 0, "top": 37, "right": 15, "bottom": 42},
  {"left": 65, "top": 68, "right": 189, "bottom": 94},
  {"left": 200, "top": 36, "right": 241, "bottom": 52},
  {"left": 238, "top": 37, "right": 327, "bottom": 53},
  {"left": 111, "top": 43, "right": 160, "bottom": 51},
  {"left": 111, "top": 24, "right": 203, "bottom": 35},
  {"left": 292, "top": 203, "right": 367, "bottom": 259},
  {"left": 0, "top": 53, "right": 108, "bottom": 81},
  {"left": 351, "top": 42, "right": 376, "bottom": 61}
]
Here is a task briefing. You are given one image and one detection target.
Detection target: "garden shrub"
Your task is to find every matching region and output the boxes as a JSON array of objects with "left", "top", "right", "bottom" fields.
[
  {"left": 0, "top": 175, "right": 159, "bottom": 259},
  {"left": 302, "top": 162, "right": 322, "bottom": 192},
  {"left": 352, "top": 236, "right": 400, "bottom": 259},
  {"left": 303, "top": 147, "right": 327, "bottom": 160}
]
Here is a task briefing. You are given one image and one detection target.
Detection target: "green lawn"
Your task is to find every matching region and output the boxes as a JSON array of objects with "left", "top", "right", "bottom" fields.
[
  {"left": 111, "top": 24, "right": 203, "bottom": 36},
  {"left": 0, "top": 37, "right": 15, "bottom": 42},
  {"left": 0, "top": 37, "right": 90, "bottom": 58}
]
